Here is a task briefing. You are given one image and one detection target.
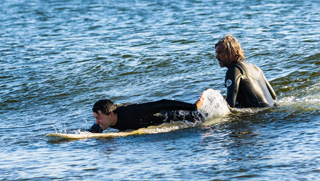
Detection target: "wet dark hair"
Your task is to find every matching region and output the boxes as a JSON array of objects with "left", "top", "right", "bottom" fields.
[{"left": 92, "top": 99, "right": 117, "bottom": 115}]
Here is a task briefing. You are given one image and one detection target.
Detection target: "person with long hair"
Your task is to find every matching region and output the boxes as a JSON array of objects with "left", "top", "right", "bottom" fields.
[{"left": 215, "top": 35, "right": 277, "bottom": 108}]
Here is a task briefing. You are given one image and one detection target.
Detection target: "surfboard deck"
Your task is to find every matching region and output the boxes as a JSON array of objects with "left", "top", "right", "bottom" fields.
[
  {"left": 46, "top": 130, "right": 145, "bottom": 142},
  {"left": 46, "top": 122, "right": 194, "bottom": 142}
]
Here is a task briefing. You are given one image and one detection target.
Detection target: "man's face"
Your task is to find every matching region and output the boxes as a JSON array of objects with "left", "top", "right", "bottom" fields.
[
  {"left": 93, "top": 110, "right": 113, "bottom": 130},
  {"left": 215, "top": 44, "right": 234, "bottom": 68}
]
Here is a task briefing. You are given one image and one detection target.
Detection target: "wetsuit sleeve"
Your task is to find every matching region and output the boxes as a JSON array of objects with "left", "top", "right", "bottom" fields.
[
  {"left": 87, "top": 123, "right": 103, "bottom": 133},
  {"left": 225, "top": 66, "right": 243, "bottom": 107},
  {"left": 264, "top": 75, "right": 277, "bottom": 100},
  {"left": 138, "top": 99, "right": 197, "bottom": 115},
  {"left": 111, "top": 99, "right": 197, "bottom": 130}
]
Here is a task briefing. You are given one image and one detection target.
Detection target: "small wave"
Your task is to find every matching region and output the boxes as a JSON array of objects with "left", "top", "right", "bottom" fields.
[{"left": 278, "top": 82, "right": 320, "bottom": 106}]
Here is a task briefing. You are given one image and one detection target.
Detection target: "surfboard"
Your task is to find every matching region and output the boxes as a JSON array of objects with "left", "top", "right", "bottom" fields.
[
  {"left": 46, "top": 122, "right": 195, "bottom": 142},
  {"left": 46, "top": 130, "right": 143, "bottom": 142}
]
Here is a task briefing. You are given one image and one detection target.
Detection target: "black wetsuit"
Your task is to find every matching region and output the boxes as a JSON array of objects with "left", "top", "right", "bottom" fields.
[
  {"left": 88, "top": 99, "right": 199, "bottom": 133},
  {"left": 225, "top": 61, "right": 277, "bottom": 108}
]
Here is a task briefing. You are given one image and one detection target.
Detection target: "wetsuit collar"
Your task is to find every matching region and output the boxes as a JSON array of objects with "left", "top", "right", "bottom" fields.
[{"left": 227, "top": 60, "right": 238, "bottom": 69}]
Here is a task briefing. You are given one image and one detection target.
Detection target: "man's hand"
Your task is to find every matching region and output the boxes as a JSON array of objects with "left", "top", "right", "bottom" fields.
[
  {"left": 195, "top": 93, "right": 204, "bottom": 110},
  {"left": 87, "top": 123, "right": 103, "bottom": 133}
]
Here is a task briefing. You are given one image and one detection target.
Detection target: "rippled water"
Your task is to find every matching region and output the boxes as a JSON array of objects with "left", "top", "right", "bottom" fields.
[{"left": 1, "top": 0, "right": 319, "bottom": 180}]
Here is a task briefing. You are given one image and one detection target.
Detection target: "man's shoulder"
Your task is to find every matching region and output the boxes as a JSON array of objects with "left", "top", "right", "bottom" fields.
[
  {"left": 227, "top": 61, "right": 245, "bottom": 75},
  {"left": 232, "top": 61, "right": 252, "bottom": 68},
  {"left": 230, "top": 61, "right": 261, "bottom": 74},
  {"left": 115, "top": 102, "right": 143, "bottom": 114},
  {"left": 116, "top": 103, "right": 134, "bottom": 107}
]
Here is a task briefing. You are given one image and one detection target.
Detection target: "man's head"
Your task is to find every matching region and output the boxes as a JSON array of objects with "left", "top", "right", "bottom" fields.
[
  {"left": 92, "top": 99, "right": 117, "bottom": 130},
  {"left": 215, "top": 35, "right": 245, "bottom": 68}
]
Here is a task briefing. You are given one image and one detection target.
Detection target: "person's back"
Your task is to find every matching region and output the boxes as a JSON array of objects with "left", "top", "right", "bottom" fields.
[
  {"left": 88, "top": 99, "right": 203, "bottom": 132},
  {"left": 226, "top": 61, "right": 277, "bottom": 108}
]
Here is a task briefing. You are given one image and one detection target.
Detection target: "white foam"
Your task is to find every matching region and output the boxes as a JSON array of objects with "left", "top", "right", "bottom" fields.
[
  {"left": 278, "top": 83, "right": 320, "bottom": 106},
  {"left": 198, "top": 89, "right": 230, "bottom": 118},
  {"left": 139, "top": 122, "right": 197, "bottom": 134}
]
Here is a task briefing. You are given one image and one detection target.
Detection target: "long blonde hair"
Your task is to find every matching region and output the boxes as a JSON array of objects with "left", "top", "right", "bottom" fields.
[{"left": 215, "top": 35, "right": 245, "bottom": 61}]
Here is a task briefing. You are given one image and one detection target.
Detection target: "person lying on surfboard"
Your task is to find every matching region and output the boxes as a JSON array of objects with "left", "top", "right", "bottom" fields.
[{"left": 87, "top": 96, "right": 204, "bottom": 133}]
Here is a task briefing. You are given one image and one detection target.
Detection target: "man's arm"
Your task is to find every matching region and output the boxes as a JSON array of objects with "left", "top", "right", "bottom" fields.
[
  {"left": 137, "top": 99, "right": 197, "bottom": 116},
  {"left": 264, "top": 75, "right": 277, "bottom": 100},
  {"left": 225, "top": 67, "right": 242, "bottom": 107},
  {"left": 110, "top": 99, "right": 199, "bottom": 131}
]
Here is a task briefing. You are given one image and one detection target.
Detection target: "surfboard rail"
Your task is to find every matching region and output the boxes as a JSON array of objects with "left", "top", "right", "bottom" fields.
[{"left": 46, "top": 130, "right": 144, "bottom": 142}]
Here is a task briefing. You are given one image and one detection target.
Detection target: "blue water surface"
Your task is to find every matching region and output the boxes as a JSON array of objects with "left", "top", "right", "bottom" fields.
[{"left": 0, "top": 0, "right": 319, "bottom": 180}]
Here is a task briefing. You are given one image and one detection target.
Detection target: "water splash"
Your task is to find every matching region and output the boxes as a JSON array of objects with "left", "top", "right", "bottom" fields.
[
  {"left": 137, "top": 122, "right": 197, "bottom": 134},
  {"left": 278, "top": 83, "right": 320, "bottom": 107},
  {"left": 73, "top": 129, "right": 82, "bottom": 134},
  {"left": 198, "top": 89, "right": 230, "bottom": 119},
  {"left": 50, "top": 121, "right": 68, "bottom": 133},
  {"left": 154, "top": 89, "right": 231, "bottom": 131},
  {"left": 51, "top": 125, "right": 58, "bottom": 133}
]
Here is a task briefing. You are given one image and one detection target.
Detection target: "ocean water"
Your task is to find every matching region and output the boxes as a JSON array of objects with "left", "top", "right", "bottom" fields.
[{"left": 0, "top": 0, "right": 319, "bottom": 180}]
